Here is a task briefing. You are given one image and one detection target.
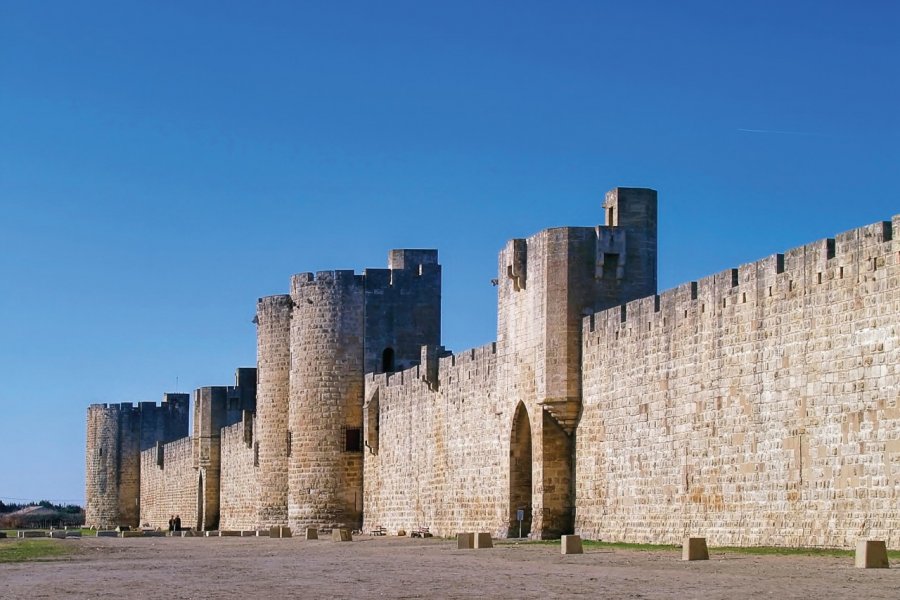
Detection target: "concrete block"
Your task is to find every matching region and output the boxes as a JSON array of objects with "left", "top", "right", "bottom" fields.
[
  {"left": 48, "top": 531, "right": 67, "bottom": 539},
  {"left": 855, "top": 540, "right": 890, "bottom": 569},
  {"left": 240, "top": 531, "right": 257, "bottom": 537},
  {"left": 19, "top": 531, "right": 46, "bottom": 538},
  {"left": 305, "top": 528, "right": 318, "bottom": 540},
  {"left": 180, "top": 530, "right": 197, "bottom": 537},
  {"left": 120, "top": 531, "right": 144, "bottom": 538},
  {"left": 682, "top": 537, "right": 709, "bottom": 561},
  {"left": 143, "top": 531, "right": 165, "bottom": 537},
  {"left": 255, "top": 530, "right": 270, "bottom": 537},
  {"left": 270, "top": 526, "right": 292, "bottom": 539},
  {"left": 332, "top": 528, "right": 352, "bottom": 542},
  {"left": 65, "top": 530, "right": 82, "bottom": 538},
  {"left": 561, "top": 535, "right": 583, "bottom": 555},
  {"left": 457, "top": 533, "right": 474, "bottom": 549},
  {"left": 219, "top": 530, "right": 241, "bottom": 537},
  {"left": 96, "top": 531, "right": 117, "bottom": 537},
  {"left": 474, "top": 533, "right": 493, "bottom": 549}
]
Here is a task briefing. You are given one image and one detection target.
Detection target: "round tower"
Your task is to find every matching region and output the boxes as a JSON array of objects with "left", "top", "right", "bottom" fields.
[
  {"left": 254, "top": 294, "right": 293, "bottom": 527},
  {"left": 85, "top": 404, "right": 140, "bottom": 529},
  {"left": 287, "top": 270, "right": 365, "bottom": 531}
]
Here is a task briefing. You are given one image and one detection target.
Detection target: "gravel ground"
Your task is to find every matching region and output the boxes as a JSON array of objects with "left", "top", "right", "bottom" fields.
[{"left": 1, "top": 535, "right": 897, "bottom": 599}]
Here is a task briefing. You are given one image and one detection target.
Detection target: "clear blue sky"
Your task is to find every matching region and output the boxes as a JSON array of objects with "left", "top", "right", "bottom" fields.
[{"left": 1, "top": 1, "right": 897, "bottom": 505}]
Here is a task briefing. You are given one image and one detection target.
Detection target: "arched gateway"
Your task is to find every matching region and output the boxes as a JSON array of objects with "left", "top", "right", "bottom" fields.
[{"left": 509, "top": 402, "right": 533, "bottom": 538}]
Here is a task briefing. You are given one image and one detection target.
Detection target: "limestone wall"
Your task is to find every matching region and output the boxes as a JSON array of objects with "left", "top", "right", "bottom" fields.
[
  {"left": 219, "top": 417, "right": 259, "bottom": 530},
  {"left": 254, "top": 295, "right": 292, "bottom": 527},
  {"left": 577, "top": 217, "right": 900, "bottom": 548},
  {"left": 363, "top": 344, "right": 506, "bottom": 537},
  {"left": 139, "top": 437, "right": 198, "bottom": 530},
  {"left": 288, "top": 271, "right": 366, "bottom": 531}
]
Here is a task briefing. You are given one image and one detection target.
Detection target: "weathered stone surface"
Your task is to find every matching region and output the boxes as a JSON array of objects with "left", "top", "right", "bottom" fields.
[
  {"left": 270, "top": 526, "right": 292, "bottom": 539},
  {"left": 561, "top": 535, "right": 583, "bottom": 555},
  {"left": 332, "top": 528, "right": 352, "bottom": 542},
  {"left": 457, "top": 533, "right": 474, "bottom": 549},
  {"left": 855, "top": 540, "right": 889, "bottom": 568},
  {"left": 305, "top": 528, "right": 318, "bottom": 540},
  {"left": 475, "top": 533, "right": 493, "bottom": 549},
  {"left": 84, "top": 189, "right": 900, "bottom": 551},
  {"left": 682, "top": 538, "right": 709, "bottom": 561},
  {"left": 96, "top": 531, "right": 117, "bottom": 537}
]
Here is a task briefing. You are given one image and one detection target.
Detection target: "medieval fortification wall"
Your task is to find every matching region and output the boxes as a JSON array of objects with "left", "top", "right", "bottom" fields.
[
  {"left": 576, "top": 217, "right": 900, "bottom": 548},
  {"left": 85, "top": 187, "right": 899, "bottom": 549}
]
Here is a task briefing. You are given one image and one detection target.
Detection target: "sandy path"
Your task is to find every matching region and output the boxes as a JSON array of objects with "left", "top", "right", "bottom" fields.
[{"left": 1, "top": 536, "right": 897, "bottom": 599}]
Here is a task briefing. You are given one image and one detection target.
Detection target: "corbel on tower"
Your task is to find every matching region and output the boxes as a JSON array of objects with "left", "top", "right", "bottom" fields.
[{"left": 507, "top": 238, "right": 527, "bottom": 291}]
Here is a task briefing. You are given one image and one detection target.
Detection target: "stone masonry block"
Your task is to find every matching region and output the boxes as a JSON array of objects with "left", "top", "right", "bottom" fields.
[
  {"left": 682, "top": 537, "right": 709, "bottom": 561},
  {"left": 305, "top": 527, "right": 318, "bottom": 540},
  {"left": 120, "top": 531, "right": 144, "bottom": 538},
  {"left": 96, "top": 531, "right": 117, "bottom": 537},
  {"left": 457, "top": 533, "right": 474, "bottom": 549},
  {"left": 332, "top": 528, "right": 352, "bottom": 542},
  {"left": 561, "top": 535, "right": 583, "bottom": 554},
  {"left": 48, "top": 531, "right": 67, "bottom": 539},
  {"left": 270, "top": 526, "right": 292, "bottom": 539},
  {"left": 855, "top": 540, "right": 890, "bottom": 569},
  {"left": 475, "top": 533, "right": 493, "bottom": 549}
]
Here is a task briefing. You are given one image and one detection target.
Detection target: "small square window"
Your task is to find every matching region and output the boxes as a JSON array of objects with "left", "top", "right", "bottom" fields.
[{"left": 345, "top": 428, "right": 362, "bottom": 452}]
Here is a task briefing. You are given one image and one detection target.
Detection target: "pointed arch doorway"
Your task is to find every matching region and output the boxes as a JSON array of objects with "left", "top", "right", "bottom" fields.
[{"left": 509, "top": 402, "right": 533, "bottom": 538}]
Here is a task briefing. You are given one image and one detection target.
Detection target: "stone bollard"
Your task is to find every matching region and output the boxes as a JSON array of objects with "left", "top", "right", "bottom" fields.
[
  {"left": 855, "top": 540, "right": 890, "bottom": 569},
  {"left": 48, "top": 531, "right": 67, "bottom": 539},
  {"left": 332, "top": 528, "right": 352, "bottom": 542},
  {"left": 474, "top": 533, "right": 493, "bottom": 549},
  {"left": 305, "top": 528, "right": 318, "bottom": 540},
  {"left": 96, "top": 531, "right": 117, "bottom": 537},
  {"left": 270, "top": 526, "right": 292, "bottom": 539},
  {"left": 682, "top": 537, "right": 709, "bottom": 561},
  {"left": 254, "top": 529, "right": 270, "bottom": 537},
  {"left": 457, "top": 533, "right": 474, "bottom": 549},
  {"left": 561, "top": 535, "right": 583, "bottom": 555}
]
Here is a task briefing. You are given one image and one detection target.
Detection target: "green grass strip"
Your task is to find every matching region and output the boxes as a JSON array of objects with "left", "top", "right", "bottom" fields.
[
  {"left": 497, "top": 538, "right": 900, "bottom": 559},
  {"left": 0, "top": 540, "right": 74, "bottom": 563}
]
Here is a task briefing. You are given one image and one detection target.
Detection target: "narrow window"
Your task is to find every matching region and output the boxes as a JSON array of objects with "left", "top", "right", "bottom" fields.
[
  {"left": 286, "top": 431, "right": 292, "bottom": 457},
  {"left": 253, "top": 442, "right": 259, "bottom": 467},
  {"left": 381, "top": 348, "right": 395, "bottom": 373},
  {"left": 345, "top": 428, "right": 362, "bottom": 452},
  {"left": 98, "top": 447, "right": 103, "bottom": 457}
]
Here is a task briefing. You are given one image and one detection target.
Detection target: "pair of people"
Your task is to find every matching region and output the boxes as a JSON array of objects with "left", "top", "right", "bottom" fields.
[{"left": 167, "top": 515, "right": 182, "bottom": 532}]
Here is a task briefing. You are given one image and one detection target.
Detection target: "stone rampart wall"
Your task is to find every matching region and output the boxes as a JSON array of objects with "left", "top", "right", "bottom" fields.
[
  {"left": 219, "top": 418, "right": 259, "bottom": 530},
  {"left": 139, "top": 437, "right": 198, "bottom": 530},
  {"left": 363, "top": 343, "right": 505, "bottom": 537},
  {"left": 576, "top": 217, "right": 900, "bottom": 548}
]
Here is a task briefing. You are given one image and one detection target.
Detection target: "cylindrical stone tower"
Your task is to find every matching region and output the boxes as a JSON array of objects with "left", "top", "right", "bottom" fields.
[
  {"left": 255, "top": 294, "right": 293, "bottom": 527},
  {"left": 85, "top": 404, "right": 140, "bottom": 528},
  {"left": 288, "top": 271, "right": 365, "bottom": 531}
]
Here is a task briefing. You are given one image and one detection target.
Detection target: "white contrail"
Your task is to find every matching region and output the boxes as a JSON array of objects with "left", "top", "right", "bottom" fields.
[{"left": 737, "top": 128, "right": 815, "bottom": 136}]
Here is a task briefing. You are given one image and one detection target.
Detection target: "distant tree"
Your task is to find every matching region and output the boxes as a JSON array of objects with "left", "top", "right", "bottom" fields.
[{"left": 38, "top": 500, "right": 53, "bottom": 509}]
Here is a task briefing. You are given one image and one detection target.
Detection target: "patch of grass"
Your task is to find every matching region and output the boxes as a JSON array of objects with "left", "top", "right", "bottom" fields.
[
  {"left": 0, "top": 540, "right": 74, "bottom": 563},
  {"left": 499, "top": 538, "right": 900, "bottom": 559}
]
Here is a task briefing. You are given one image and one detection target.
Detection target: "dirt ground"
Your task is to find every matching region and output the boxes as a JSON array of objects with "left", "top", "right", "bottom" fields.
[{"left": 1, "top": 535, "right": 898, "bottom": 599}]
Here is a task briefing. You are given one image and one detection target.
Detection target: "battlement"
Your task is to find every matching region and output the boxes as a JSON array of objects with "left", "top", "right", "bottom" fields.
[
  {"left": 585, "top": 215, "right": 899, "bottom": 340},
  {"left": 388, "top": 248, "right": 438, "bottom": 270}
]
